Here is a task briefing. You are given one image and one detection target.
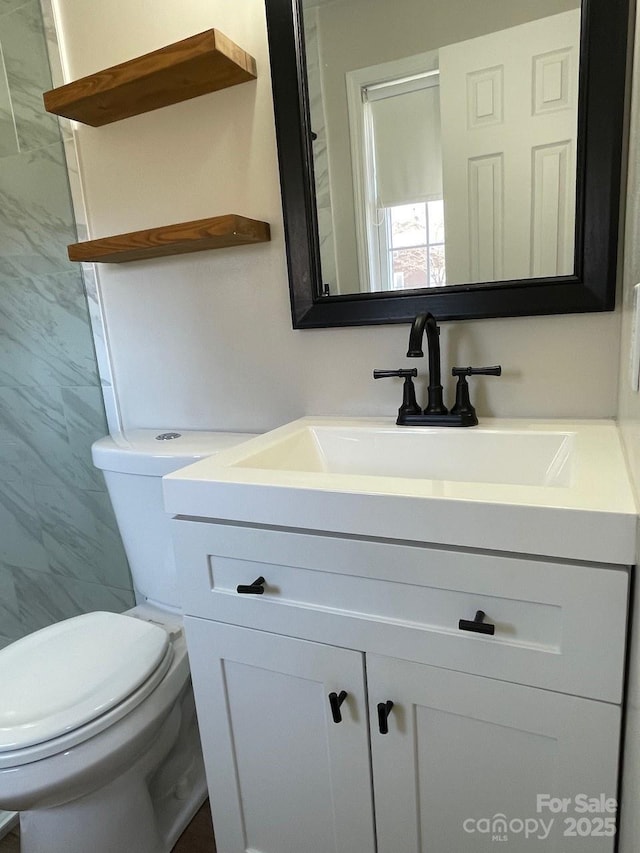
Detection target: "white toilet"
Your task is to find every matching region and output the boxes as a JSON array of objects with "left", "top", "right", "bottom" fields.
[{"left": 0, "top": 429, "right": 255, "bottom": 853}]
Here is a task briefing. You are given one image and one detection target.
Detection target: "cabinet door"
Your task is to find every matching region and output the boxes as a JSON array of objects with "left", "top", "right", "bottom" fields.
[
  {"left": 184, "top": 617, "right": 376, "bottom": 853},
  {"left": 368, "top": 654, "right": 620, "bottom": 853}
]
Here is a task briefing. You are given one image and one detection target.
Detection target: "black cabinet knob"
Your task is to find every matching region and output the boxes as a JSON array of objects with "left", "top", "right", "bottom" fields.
[
  {"left": 236, "top": 576, "right": 266, "bottom": 595},
  {"left": 328, "top": 690, "right": 348, "bottom": 723},
  {"left": 458, "top": 610, "right": 495, "bottom": 635},
  {"left": 377, "top": 700, "right": 394, "bottom": 734}
]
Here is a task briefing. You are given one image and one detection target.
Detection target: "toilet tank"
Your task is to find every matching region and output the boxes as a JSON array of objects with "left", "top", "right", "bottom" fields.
[{"left": 92, "top": 430, "right": 256, "bottom": 611}]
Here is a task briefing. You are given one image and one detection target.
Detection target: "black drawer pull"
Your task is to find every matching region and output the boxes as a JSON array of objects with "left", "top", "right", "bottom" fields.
[
  {"left": 236, "top": 576, "right": 266, "bottom": 595},
  {"left": 377, "top": 700, "right": 394, "bottom": 734},
  {"left": 328, "top": 690, "right": 348, "bottom": 723},
  {"left": 459, "top": 610, "right": 495, "bottom": 635}
]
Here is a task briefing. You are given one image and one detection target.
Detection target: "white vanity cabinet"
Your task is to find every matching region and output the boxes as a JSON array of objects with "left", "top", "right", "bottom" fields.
[{"left": 173, "top": 518, "right": 629, "bottom": 853}]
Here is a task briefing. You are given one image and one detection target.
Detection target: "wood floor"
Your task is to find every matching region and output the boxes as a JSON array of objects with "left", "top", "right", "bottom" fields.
[
  {"left": 0, "top": 823, "right": 17, "bottom": 853},
  {"left": 0, "top": 800, "right": 216, "bottom": 852},
  {"left": 173, "top": 801, "right": 216, "bottom": 852}
]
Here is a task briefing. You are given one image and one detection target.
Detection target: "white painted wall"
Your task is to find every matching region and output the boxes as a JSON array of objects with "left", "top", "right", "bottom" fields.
[{"left": 53, "top": 0, "right": 621, "bottom": 434}]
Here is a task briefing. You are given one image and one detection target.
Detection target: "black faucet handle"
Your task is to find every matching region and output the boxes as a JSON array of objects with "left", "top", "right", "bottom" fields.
[
  {"left": 373, "top": 368, "right": 418, "bottom": 379},
  {"left": 450, "top": 365, "right": 502, "bottom": 426},
  {"left": 373, "top": 368, "right": 421, "bottom": 417},
  {"left": 452, "top": 365, "right": 502, "bottom": 377}
]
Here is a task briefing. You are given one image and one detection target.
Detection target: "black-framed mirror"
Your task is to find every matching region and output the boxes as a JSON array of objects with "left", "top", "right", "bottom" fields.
[{"left": 265, "top": 0, "right": 630, "bottom": 328}]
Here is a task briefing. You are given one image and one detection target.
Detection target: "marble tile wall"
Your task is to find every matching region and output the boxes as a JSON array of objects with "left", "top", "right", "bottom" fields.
[{"left": 0, "top": 0, "right": 133, "bottom": 648}]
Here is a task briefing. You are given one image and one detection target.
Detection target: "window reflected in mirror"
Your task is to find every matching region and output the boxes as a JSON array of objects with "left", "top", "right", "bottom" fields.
[{"left": 389, "top": 201, "right": 447, "bottom": 291}]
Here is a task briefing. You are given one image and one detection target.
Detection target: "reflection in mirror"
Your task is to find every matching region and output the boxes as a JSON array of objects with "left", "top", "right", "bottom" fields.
[{"left": 302, "top": 0, "right": 581, "bottom": 296}]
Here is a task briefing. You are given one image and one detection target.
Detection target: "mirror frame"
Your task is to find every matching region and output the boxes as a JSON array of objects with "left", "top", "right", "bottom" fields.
[{"left": 265, "top": 0, "right": 631, "bottom": 328}]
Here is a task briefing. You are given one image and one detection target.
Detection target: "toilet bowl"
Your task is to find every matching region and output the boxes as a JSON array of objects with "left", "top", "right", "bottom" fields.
[{"left": 0, "top": 429, "right": 255, "bottom": 853}]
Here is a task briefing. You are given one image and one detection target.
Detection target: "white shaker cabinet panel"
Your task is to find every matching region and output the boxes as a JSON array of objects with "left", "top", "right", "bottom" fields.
[
  {"left": 184, "top": 617, "right": 376, "bottom": 853},
  {"left": 368, "top": 654, "right": 620, "bottom": 853}
]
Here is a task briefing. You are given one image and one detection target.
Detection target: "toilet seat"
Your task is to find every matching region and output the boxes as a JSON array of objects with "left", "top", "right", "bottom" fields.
[{"left": 0, "top": 612, "right": 173, "bottom": 768}]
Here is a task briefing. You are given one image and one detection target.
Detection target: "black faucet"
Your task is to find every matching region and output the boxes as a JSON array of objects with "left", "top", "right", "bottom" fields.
[
  {"left": 374, "top": 313, "right": 502, "bottom": 427},
  {"left": 406, "top": 312, "right": 448, "bottom": 416}
]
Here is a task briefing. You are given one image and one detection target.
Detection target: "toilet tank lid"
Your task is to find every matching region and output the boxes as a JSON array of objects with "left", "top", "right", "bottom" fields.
[
  {"left": 0, "top": 612, "right": 170, "bottom": 752},
  {"left": 92, "top": 429, "right": 258, "bottom": 475}
]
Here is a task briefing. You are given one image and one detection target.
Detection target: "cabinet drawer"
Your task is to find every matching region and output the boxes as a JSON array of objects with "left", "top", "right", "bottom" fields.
[{"left": 173, "top": 520, "right": 629, "bottom": 703}]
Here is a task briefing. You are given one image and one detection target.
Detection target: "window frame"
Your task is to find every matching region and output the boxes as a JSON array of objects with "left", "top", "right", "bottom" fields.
[{"left": 346, "top": 52, "right": 442, "bottom": 294}]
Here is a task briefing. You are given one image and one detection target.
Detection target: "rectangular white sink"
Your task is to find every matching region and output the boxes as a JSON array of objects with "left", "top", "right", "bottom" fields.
[
  {"left": 232, "top": 424, "right": 575, "bottom": 488},
  {"left": 164, "top": 417, "right": 637, "bottom": 564}
]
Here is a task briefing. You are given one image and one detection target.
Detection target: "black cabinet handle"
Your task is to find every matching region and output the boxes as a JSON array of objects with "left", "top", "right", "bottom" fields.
[
  {"left": 236, "top": 576, "right": 266, "bottom": 595},
  {"left": 377, "top": 700, "right": 394, "bottom": 734},
  {"left": 328, "top": 690, "right": 348, "bottom": 723},
  {"left": 458, "top": 610, "right": 495, "bottom": 636}
]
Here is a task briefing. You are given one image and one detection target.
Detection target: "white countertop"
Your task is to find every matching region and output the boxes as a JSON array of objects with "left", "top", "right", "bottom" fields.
[{"left": 163, "top": 418, "right": 638, "bottom": 565}]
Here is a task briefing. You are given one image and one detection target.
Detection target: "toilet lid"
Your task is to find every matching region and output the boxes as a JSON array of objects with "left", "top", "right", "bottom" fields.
[{"left": 0, "top": 612, "right": 170, "bottom": 752}]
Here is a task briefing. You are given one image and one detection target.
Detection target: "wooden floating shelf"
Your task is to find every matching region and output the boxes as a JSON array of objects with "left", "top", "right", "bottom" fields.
[
  {"left": 43, "top": 29, "right": 257, "bottom": 127},
  {"left": 67, "top": 215, "right": 271, "bottom": 263}
]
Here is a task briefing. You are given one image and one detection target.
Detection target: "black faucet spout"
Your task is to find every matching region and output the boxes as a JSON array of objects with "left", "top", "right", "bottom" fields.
[{"left": 407, "top": 313, "right": 447, "bottom": 415}]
